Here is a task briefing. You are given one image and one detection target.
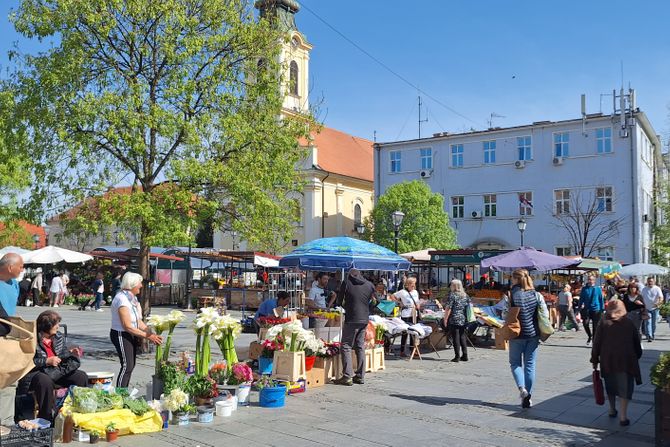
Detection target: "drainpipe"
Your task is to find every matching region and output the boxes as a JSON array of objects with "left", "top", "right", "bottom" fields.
[
  {"left": 631, "top": 124, "right": 638, "bottom": 262},
  {"left": 374, "top": 143, "right": 381, "bottom": 201},
  {"left": 321, "top": 171, "right": 330, "bottom": 238}
]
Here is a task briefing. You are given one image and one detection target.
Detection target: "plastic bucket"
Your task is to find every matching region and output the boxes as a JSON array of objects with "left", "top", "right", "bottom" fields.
[
  {"left": 259, "top": 386, "right": 286, "bottom": 408},
  {"left": 215, "top": 400, "right": 234, "bottom": 417},
  {"left": 197, "top": 406, "right": 214, "bottom": 423},
  {"left": 304, "top": 356, "right": 316, "bottom": 371},
  {"left": 237, "top": 384, "right": 251, "bottom": 407},
  {"left": 258, "top": 357, "right": 273, "bottom": 375}
]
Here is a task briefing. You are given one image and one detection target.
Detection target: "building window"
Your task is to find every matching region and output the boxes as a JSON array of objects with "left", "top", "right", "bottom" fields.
[
  {"left": 420, "top": 148, "right": 432, "bottom": 170},
  {"left": 554, "top": 189, "right": 570, "bottom": 215},
  {"left": 289, "top": 60, "right": 299, "bottom": 96},
  {"left": 354, "top": 204, "right": 362, "bottom": 225},
  {"left": 517, "top": 136, "right": 532, "bottom": 161},
  {"left": 596, "top": 186, "right": 613, "bottom": 212},
  {"left": 483, "top": 140, "right": 496, "bottom": 164},
  {"left": 451, "top": 144, "right": 464, "bottom": 167},
  {"left": 596, "top": 246, "right": 614, "bottom": 261},
  {"left": 555, "top": 246, "right": 573, "bottom": 256},
  {"left": 451, "top": 196, "right": 464, "bottom": 219},
  {"left": 554, "top": 132, "right": 569, "bottom": 157},
  {"left": 596, "top": 127, "right": 612, "bottom": 154},
  {"left": 390, "top": 151, "right": 401, "bottom": 173},
  {"left": 519, "top": 192, "right": 533, "bottom": 216},
  {"left": 484, "top": 194, "right": 497, "bottom": 217}
]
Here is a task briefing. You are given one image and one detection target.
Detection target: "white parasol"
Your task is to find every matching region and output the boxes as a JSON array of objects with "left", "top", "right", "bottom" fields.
[
  {"left": 618, "top": 263, "right": 669, "bottom": 277},
  {"left": 22, "top": 245, "right": 93, "bottom": 264}
]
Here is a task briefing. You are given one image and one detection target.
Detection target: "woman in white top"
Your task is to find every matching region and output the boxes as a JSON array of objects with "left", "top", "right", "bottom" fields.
[
  {"left": 393, "top": 277, "right": 419, "bottom": 357},
  {"left": 558, "top": 284, "right": 580, "bottom": 332},
  {"left": 110, "top": 272, "right": 162, "bottom": 387},
  {"left": 49, "top": 273, "right": 63, "bottom": 308}
]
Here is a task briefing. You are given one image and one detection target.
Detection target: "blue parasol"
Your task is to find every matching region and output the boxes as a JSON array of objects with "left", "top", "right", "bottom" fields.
[{"left": 279, "top": 236, "right": 411, "bottom": 272}]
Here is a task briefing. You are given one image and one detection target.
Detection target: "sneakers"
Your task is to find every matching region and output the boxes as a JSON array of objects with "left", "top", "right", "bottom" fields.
[
  {"left": 353, "top": 376, "right": 364, "bottom": 385},
  {"left": 519, "top": 387, "right": 529, "bottom": 400},
  {"left": 586, "top": 338, "right": 592, "bottom": 347},
  {"left": 522, "top": 394, "right": 532, "bottom": 408},
  {"left": 53, "top": 304, "right": 59, "bottom": 308},
  {"left": 96, "top": 309, "right": 104, "bottom": 312},
  {"left": 333, "top": 377, "right": 353, "bottom": 386}
]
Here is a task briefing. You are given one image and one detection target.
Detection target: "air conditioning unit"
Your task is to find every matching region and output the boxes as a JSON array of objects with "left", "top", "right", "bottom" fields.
[
  {"left": 471, "top": 211, "right": 482, "bottom": 219},
  {"left": 514, "top": 160, "right": 526, "bottom": 169},
  {"left": 420, "top": 169, "right": 432, "bottom": 179},
  {"left": 552, "top": 156, "right": 564, "bottom": 166}
]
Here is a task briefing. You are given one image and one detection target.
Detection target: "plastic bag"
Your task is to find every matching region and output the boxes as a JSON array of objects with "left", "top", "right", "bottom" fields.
[{"left": 365, "top": 321, "right": 376, "bottom": 349}]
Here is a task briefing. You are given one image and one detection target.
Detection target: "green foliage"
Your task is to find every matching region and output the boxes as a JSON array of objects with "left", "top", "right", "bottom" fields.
[
  {"left": 0, "top": 221, "right": 34, "bottom": 249},
  {"left": 653, "top": 182, "right": 670, "bottom": 264},
  {"left": 3, "top": 0, "right": 314, "bottom": 306},
  {"left": 159, "top": 361, "right": 187, "bottom": 395},
  {"left": 365, "top": 180, "right": 458, "bottom": 253},
  {"left": 651, "top": 352, "right": 670, "bottom": 389}
]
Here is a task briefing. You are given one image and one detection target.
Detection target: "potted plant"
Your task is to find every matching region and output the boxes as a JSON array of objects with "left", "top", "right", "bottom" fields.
[
  {"left": 185, "top": 374, "right": 218, "bottom": 406},
  {"left": 304, "top": 338, "right": 325, "bottom": 371},
  {"left": 159, "top": 361, "right": 187, "bottom": 395},
  {"left": 163, "top": 389, "right": 193, "bottom": 425},
  {"left": 255, "top": 376, "right": 286, "bottom": 408},
  {"left": 89, "top": 430, "right": 100, "bottom": 444},
  {"left": 147, "top": 311, "right": 185, "bottom": 399},
  {"left": 259, "top": 337, "right": 284, "bottom": 375},
  {"left": 651, "top": 352, "right": 670, "bottom": 445},
  {"left": 105, "top": 422, "right": 118, "bottom": 442}
]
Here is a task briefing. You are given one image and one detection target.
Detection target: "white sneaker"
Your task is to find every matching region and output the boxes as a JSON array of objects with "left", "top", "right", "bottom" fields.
[
  {"left": 96, "top": 309, "right": 104, "bottom": 312},
  {"left": 53, "top": 304, "right": 59, "bottom": 308},
  {"left": 519, "top": 387, "right": 529, "bottom": 399},
  {"left": 586, "top": 340, "right": 592, "bottom": 347}
]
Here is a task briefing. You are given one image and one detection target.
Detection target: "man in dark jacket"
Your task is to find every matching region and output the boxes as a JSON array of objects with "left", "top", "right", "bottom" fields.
[
  {"left": 578, "top": 275, "right": 605, "bottom": 346},
  {"left": 334, "top": 269, "right": 375, "bottom": 386}
]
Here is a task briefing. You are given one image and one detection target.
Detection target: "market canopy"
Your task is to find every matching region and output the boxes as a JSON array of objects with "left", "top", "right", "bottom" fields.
[
  {"left": 563, "top": 256, "right": 621, "bottom": 274},
  {"left": 481, "top": 247, "right": 579, "bottom": 272},
  {"left": 23, "top": 245, "right": 93, "bottom": 264},
  {"left": 619, "top": 263, "right": 669, "bottom": 277},
  {"left": 0, "top": 246, "right": 31, "bottom": 260},
  {"left": 400, "top": 248, "right": 435, "bottom": 263},
  {"left": 279, "top": 236, "right": 411, "bottom": 272}
]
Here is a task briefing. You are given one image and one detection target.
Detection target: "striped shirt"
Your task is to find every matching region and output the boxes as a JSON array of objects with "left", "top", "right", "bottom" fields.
[{"left": 511, "top": 288, "right": 539, "bottom": 339}]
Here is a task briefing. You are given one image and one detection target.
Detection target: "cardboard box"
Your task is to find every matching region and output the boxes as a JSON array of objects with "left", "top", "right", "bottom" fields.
[
  {"left": 306, "top": 367, "right": 325, "bottom": 388},
  {"left": 248, "top": 341, "right": 263, "bottom": 360},
  {"left": 272, "top": 351, "right": 306, "bottom": 381}
]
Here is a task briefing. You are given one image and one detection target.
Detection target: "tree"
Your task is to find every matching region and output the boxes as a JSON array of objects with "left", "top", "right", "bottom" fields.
[
  {"left": 365, "top": 180, "right": 458, "bottom": 253},
  {"left": 550, "top": 190, "right": 625, "bottom": 258},
  {"left": 652, "top": 181, "right": 670, "bottom": 264},
  {"left": 3, "top": 0, "right": 312, "bottom": 313},
  {"left": 0, "top": 221, "right": 33, "bottom": 249}
]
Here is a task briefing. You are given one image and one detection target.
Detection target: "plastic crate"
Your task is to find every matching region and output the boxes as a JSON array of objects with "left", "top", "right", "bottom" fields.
[{"left": 2, "top": 427, "right": 53, "bottom": 447}]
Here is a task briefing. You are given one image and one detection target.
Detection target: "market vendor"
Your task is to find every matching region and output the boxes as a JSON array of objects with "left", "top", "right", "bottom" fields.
[
  {"left": 306, "top": 272, "right": 336, "bottom": 309},
  {"left": 255, "top": 291, "right": 290, "bottom": 320},
  {"left": 17, "top": 310, "right": 88, "bottom": 422}
]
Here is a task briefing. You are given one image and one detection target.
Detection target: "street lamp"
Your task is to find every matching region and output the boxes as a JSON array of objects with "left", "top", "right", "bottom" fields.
[
  {"left": 231, "top": 230, "right": 237, "bottom": 251},
  {"left": 185, "top": 227, "right": 193, "bottom": 311},
  {"left": 391, "top": 211, "right": 405, "bottom": 254},
  {"left": 113, "top": 230, "right": 120, "bottom": 246},
  {"left": 355, "top": 223, "right": 365, "bottom": 237},
  {"left": 32, "top": 234, "right": 40, "bottom": 250},
  {"left": 516, "top": 218, "right": 527, "bottom": 247}
]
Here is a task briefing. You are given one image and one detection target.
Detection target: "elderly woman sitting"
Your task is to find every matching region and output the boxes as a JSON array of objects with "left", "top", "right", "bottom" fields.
[{"left": 17, "top": 310, "right": 88, "bottom": 421}]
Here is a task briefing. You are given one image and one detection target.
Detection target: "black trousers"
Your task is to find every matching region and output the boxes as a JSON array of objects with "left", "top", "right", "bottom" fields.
[
  {"left": 32, "top": 288, "right": 40, "bottom": 305},
  {"left": 340, "top": 322, "right": 367, "bottom": 379},
  {"left": 400, "top": 317, "right": 415, "bottom": 352},
  {"left": 110, "top": 329, "right": 137, "bottom": 388},
  {"left": 30, "top": 370, "right": 88, "bottom": 421},
  {"left": 450, "top": 325, "right": 468, "bottom": 358},
  {"left": 582, "top": 310, "right": 602, "bottom": 340}
]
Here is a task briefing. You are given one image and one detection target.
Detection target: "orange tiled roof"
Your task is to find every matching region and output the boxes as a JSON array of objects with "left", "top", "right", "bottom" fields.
[{"left": 306, "top": 126, "right": 373, "bottom": 182}]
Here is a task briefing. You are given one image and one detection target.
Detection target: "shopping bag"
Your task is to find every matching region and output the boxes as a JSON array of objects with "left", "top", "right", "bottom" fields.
[
  {"left": 536, "top": 293, "right": 554, "bottom": 342},
  {"left": 465, "top": 304, "right": 476, "bottom": 323},
  {"left": 592, "top": 369, "right": 605, "bottom": 406},
  {"left": 501, "top": 307, "right": 521, "bottom": 340},
  {"left": 0, "top": 317, "right": 36, "bottom": 389},
  {"left": 376, "top": 300, "right": 396, "bottom": 316}
]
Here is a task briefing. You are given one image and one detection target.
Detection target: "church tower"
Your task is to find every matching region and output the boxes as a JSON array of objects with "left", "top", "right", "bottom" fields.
[{"left": 256, "top": 0, "right": 312, "bottom": 113}]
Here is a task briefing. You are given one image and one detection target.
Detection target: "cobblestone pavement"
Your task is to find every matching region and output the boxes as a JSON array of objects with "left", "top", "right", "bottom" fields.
[{"left": 12, "top": 305, "right": 662, "bottom": 446}]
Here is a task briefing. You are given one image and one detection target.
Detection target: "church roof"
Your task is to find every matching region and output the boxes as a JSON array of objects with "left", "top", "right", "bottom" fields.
[{"left": 309, "top": 126, "right": 374, "bottom": 182}]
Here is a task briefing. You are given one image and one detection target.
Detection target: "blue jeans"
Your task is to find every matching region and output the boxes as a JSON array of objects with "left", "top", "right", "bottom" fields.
[
  {"left": 94, "top": 292, "right": 103, "bottom": 310},
  {"left": 646, "top": 309, "right": 660, "bottom": 339},
  {"left": 509, "top": 337, "right": 540, "bottom": 394}
]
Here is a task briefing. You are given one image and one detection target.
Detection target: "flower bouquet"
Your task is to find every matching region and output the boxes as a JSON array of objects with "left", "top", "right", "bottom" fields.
[
  {"left": 163, "top": 389, "right": 195, "bottom": 425},
  {"left": 265, "top": 320, "right": 314, "bottom": 352},
  {"left": 318, "top": 341, "right": 341, "bottom": 358},
  {"left": 373, "top": 322, "right": 387, "bottom": 346},
  {"left": 209, "top": 362, "right": 228, "bottom": 385},
  {"left": 193, "top": 308, "right": 219, "bottom": 377},
  {"left": 212, "top": 314, "right": 242, "bottom": 369},
  {"left": 147, "top": 310, "right": 185, "bottom": 373},
  {"left": 256, "top": 316, "right": 291, "bottom": 328},
  {"left": 227, "top": 363, "right": 253, "bottom": 385}
]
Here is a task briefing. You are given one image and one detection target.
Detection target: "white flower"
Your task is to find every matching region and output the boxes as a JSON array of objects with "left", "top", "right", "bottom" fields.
[
  {"left": 265, "top": 325, "right": 283, "bottom": 341},
  {"left": 146, "top": 315, "right": 168, "bottom": 333},
  {"left": 193, "top": 307, "right": 219, "bottom": 332},
  {"left": 163, "top": 389, "right": 188, "bottom": 412},
  {"left": 166, "top": 310, "right": 185, "bottom": 327}
]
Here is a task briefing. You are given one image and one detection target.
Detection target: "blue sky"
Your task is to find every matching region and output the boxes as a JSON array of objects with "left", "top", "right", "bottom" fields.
[{"left": 1, "top": 0, "right": 669, "bottom": 145}]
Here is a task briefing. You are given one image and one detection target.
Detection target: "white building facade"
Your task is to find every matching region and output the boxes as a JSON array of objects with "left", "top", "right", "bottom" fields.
[{"left": 375, "top": 108, "right": 664, "bottom": 264}]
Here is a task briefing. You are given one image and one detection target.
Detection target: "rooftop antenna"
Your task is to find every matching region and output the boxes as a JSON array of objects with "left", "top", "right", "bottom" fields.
[
  {"left": 581, "top": 94, "right": 587, "bottom": 136},
  {"left": 418, "top": 95, "right": 428, "bottom": 139},
  {"left": 488, "top": 112, "right": 505, "bottom": 129},
  {"left": 373, "top": 130, "right": 377, "bottom": 143}
]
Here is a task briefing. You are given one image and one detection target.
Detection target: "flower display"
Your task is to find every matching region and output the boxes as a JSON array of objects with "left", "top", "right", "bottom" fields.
[
  {"left": 264, "top": 320, "right": 316, "bottom": 352},
  {"left": 256, "top": 316, "right": 291, "bottom": 328},
  {"left": 193, "top": 307, "right": 220, "bottom": 377},
  {"left": 147, "top": 310, "right": 185, "bottom": 373},
  {"left": 209, "top": 362, "right": 228, "bottom": 385},
  {"left": 227, "top": 362, "right": 253, "bottom": 385},
  {"left": 313, "top": 310, "right": 342, "bottom": 320},
  {"left": 373, "top": 322, "right": 387, "bottom": 345},
  {"left": 318, "top": 342, "right": 341, "bottom": 358},
  {"left": 212, "top": 314, "right": 242, "bottom": 370},
  {"left": 261, "top": 337, "right": 285, "bottom": 358},
  {"left": 163, "top": 389, "right": 188, "bottom": 413},
  {"left": 304, "top": 337, "right": 326, "bottom": 357}
]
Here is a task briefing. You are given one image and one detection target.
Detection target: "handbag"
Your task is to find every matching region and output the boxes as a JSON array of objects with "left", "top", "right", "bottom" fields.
[
  {"left": 641, "top": 308, "right": 650, "bottom": 321},
  {"left": 501, "top": 296, "right": 521, "bottom": 340},
  {"left": 536, "top": 293, "right": 554, "bottom": 342},
  {"left": 592, "top": 369, "right": 605, "bottom": 405},
  {"left": 0, "top": 317, "right": 36, "bottom": 389},
  {"left": 44, "top": 354, "right": 81, "bottom": 382}
]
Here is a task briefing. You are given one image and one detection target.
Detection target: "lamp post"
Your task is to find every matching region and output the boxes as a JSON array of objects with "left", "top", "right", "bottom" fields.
[
  {"left": 113, "top": 230, "right": 120, "bottom": 246},
  {"left": 32, "top": 234, "right": 40, "bottom": 250},
  {"left": 516, "top": 218, "right": 527, "bottom": 248},
  {"left": 391, "top": 211, "right": 405, "bottom": 254},
  {"left": 355, "top": 223, "right": 365, "bottom": 238},
  {"left": 185, "top": 227, "right": 193, "bottom": 311},
  {"left": 231, "top": 230, "right": 237, "bottom": 251}
]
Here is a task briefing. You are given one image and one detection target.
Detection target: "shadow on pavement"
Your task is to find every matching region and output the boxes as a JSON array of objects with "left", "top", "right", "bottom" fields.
[{"left": 388, "top": 393, "right": 520, "bottom": 412}]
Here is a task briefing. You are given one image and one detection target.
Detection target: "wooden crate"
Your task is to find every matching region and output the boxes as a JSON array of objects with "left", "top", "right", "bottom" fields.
[
  {"left": 272, "top": 351, "right": 306, "bottom": 381},
  {"left": 314, "top": 356, "right": 341, "bottom": 382},
  {"left": 258, "top": 328, "right": 268, "bottom": 341},
  {"left": 494, "top": 328, "right": 509, "bottom": 351},
  {"left": 372, "top": 347, "right": 385, "bottom": 371},
  {"left": 248, "top": 341, "right": 262, "bottom": 361},
  {"left": 306, "top": 367, "right": 325, "bottom": 388},
  {"left": 352, "top": 349, "right": 374, "bottom": 373}
]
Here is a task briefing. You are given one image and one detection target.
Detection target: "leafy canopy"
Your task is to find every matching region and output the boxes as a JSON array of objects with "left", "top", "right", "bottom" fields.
[
  {"left": 365, "top": 180, "right": 458, "bottom": 253},
  {"left": 4, "top": 0, "right": 312, "bottom": 271}
]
